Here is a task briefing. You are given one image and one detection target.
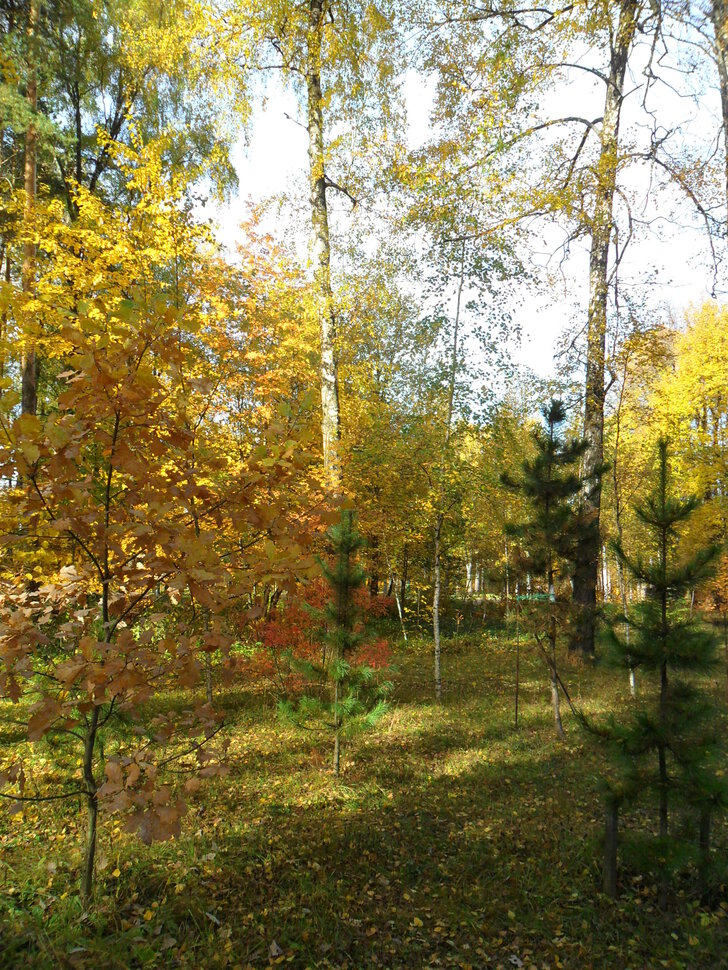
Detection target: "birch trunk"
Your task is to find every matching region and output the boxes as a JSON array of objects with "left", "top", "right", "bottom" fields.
[
  {"left": 433, "top": 512, "right": 443, "bottom": 701},
  {"left": 21, "top": 0, "right": 39, "bottom": 416},
  {"left": 307, "top": 0, "right": 341, "bottom": 490},
  {"left": 549, "top": 569, "right": 565, "bottom": 740},
  {"left": 571, "top": 0, "right": 639, "bottom": 654},
  {"left": 712, "top": 0, "right": 728, "bottom": 219},
  {"left": 431, "top": 241, "right": 465, "bottom": 700}
]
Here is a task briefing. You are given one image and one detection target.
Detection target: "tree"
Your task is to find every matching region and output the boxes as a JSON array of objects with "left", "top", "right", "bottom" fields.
[
  {"left": 710, "top": 0, "right": 728, "bottom": 223},
  {"left": 596, "top": 440, "right": 726, "bottom": 904},
  {"left": 279, "top": 510, "right": 391, "bottom": 776},
  {"left": 503, "top": 399, "right": 598, "bottom": 738},
  {"left": 0, "top": 0, "right": 238, "bottom": 426},
  {"left": 203, "top": 0, "right": 404, "bottom": 491},
  {"left": 0, "top": 146, "right": 318, "bottom": 904},
  {"left": 20, "top": 0, "right": 39, "bottom": 416},
  {"left": 411, "top": 1, "right": 727, "bottom": 652},
  {"left": 0, "top": 289, "right": 234, "bottom": 904}
]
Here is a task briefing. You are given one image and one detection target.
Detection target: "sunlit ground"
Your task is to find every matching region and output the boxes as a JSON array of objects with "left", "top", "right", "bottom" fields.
[{"left": 1, "top": 632, "right": 727, "bottom": 969}]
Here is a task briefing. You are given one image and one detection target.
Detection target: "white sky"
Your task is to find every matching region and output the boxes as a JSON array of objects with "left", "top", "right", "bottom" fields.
[{"left": 212, "top": 56, "right": 725, "bottom": 381}]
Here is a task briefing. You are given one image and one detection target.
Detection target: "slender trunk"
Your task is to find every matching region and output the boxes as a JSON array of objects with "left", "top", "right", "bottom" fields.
[
  {"left": 393, "top": 579, "right": 407, "bottom": 642},
  {"left": 333, "top": 673, "right": 340, "bottom": 776},
  {"left": 572, "top": 1, "right": 640, "bottom": 654},
  {"left": 548, "top": 566, "right": 565, "bottom": 739},
  {"left": 400, "top": 543, "right": 408, "bottom": 611},
  {"left": 613, "top": 353, "right": 636, "bottom": 695},
  {"left": 658, "top": 660, "right": 668, "bottom": 840},
  {"left": 74, "top": 81, "right": 83, "bottom": 184},
  {"left": 724, "top": 608, "right": 728, "bottom": 702},
  {"left": 433, "top": 513, "right": 443, "bottom": 702},
  {"left": 712, "top": 0, "right": 728, "bottom": 221},
  {"left": 658, "top": 504, "right": 669, "bottom": 908},
  {"left": 550, "top": 663, "right": 565, "bottom": 740},
  {"left": 504, "top": 541, "right": 510, "bottom": 626},
  {"left": 81, "top": 705, "right": 100, "bottom": 905},
  {"left": 618, "top": 550, "right": 635, "bottom": 696},
  {"left": 385, "top": 548, "right": 407, "bottom": 641},
  {"left": 549, "top": 618, "right": 565, "bottom": 741},
  {"left": 0, "top": 249, "right": 9, "bottom": 381},
  {"left": 394, "top": 586, "right": 407, "bottom": 641},
  {"left": 603, "top": 798, "right": 619, "bottom": 898},
  {"left": 431, "top": 242, "right": 465, "bottom": 699},
  {"left": 514, "top": 583, "right": 520, "bottom": 729},
  {"left": 21, "top": 0, "right": 40, "bottom": 416},
  {"left": 307, "top": 0, "right": 340, "bottom": 489},
  {"left": 205, "top": 653, "right": 213, "bottom": 705}
]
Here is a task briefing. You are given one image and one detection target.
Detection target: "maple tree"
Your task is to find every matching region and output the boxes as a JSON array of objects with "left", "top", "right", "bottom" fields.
[{"left": 0, "top": 140, "right": 319, "bottom": 903}]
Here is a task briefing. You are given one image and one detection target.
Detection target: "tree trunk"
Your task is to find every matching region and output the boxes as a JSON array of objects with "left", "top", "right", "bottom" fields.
[
  {"left": 307, "top": 0, "right": 341, "bottom": 489},
  {"left": 514, "top": 584, "right": 520, "bottom": 729},
  {"left": 1, "top": 249, "right": 9, "bottom": 382},
  {"left": 333, "top": 674, "right": 341, "bottom": 776},
  {"left": 612, "top": 351, "right": 636, "bottom": 695},
  {"left": 550, "top": 665, "right": 565, "bottom": 739},
  {"left": 571, "top": 1, "right": 639, "bottom": 655},
  {"left": 21, "top": 0, "right": 40, "bottom": 417},
  {"left": 712, "top": 0, "right": 728, "bottom": 220},
  {"left": 548, "top": 568, "right": 565, "bottom": 739},
  {"left": 433, "top": 512, "right": 443, "bottom": 702},
  {"left": 504, "top": 541, "right": 510, "bottom": 626},
  {"left": 205, "top": 652, "right": 213, "bottom": 705},
  {"left": 431, "top": 242, "right": 465, "bottom": 700},
  {"left": 400, "top": 543, "right": 408, "bottom": 611},
  {"left": 657, "top": 653, "right": 669, "bottom": 909},
  {"left": 549, "top": 633, "right": 565, "bottom": 740},
  {"left": 81, "top": 705, "right": 100, "bottom": 905}
]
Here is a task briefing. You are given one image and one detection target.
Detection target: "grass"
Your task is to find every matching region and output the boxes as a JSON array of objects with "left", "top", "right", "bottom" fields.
[{"left": 1, "top": 630, "right": 727, "bottom": 969}]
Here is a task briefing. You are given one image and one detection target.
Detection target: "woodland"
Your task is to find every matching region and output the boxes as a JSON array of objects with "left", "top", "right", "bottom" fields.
[{"left": 2, "top": 1, "right": 728, "bottom": 968}]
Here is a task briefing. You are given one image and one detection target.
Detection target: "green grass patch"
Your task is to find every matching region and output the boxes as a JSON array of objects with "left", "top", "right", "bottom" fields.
[{"left": 1, "top": 634, "right": 727, "bottom": 969}]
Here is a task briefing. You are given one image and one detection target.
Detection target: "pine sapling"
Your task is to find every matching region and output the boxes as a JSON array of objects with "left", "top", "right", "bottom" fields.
[
  {"left": 279, "top": 511, "right": 392, "bottom": 776},
  {"left": 594, "top": 440, "right": 727, "bottom": 903}
]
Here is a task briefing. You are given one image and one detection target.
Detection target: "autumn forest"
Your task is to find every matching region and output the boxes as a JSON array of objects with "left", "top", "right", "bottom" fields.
[{"left": 2, "top": 1, "right": 728, "bottom": 968}]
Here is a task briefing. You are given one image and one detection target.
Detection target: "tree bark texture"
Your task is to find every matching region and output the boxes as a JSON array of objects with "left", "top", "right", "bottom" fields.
[
  {"left": 433, "top": 513, "right": 443, "bottom": 702},
  {"left": 307, "top": 0, "right": 341, "bottom": 490},
  {"left": 571, "top": 1, "right": 640, "bottom": 654},
  {"left": 712, "top": 0, "right": 728, "bottom": 222},
  {"left": 21, "top": 0, "right": 40, "bottom": 416}
]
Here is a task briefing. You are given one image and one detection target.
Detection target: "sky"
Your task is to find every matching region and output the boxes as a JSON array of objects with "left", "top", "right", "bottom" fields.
[{"left": 211, "top": 46, "right": 725, "bottom": 382}]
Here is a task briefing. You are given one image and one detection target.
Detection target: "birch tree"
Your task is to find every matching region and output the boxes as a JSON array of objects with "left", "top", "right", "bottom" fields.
[
  {"left": 410, "top": 0, "right": 726, "bottom": 652},
  {"left": 202, "top": 0, "right": 403, "bottom": 490}
]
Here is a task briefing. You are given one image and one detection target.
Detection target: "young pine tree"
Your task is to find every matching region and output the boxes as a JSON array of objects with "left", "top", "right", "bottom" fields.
[
  {"left": 503, "top": 399, "right": 598, "bottom": 738},
  {"left": 279, "top": 511, "right": 391, "bottom": 776},
  {"left": 598, "top": 440, "right": 726, "bottom": 902}
]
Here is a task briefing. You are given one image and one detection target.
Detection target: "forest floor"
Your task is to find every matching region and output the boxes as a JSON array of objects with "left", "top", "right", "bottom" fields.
[{"left": 1, "top": 628, "right": 727, "bottom": 969}]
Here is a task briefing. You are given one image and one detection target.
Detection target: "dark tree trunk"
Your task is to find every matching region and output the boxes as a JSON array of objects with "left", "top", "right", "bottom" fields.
[{"left": 21, "top": 0, "right": 40, "bottom": 417}]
